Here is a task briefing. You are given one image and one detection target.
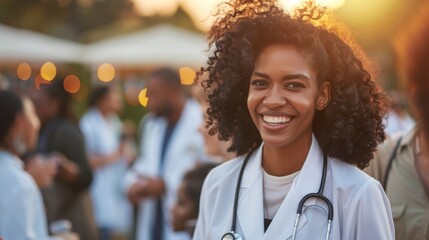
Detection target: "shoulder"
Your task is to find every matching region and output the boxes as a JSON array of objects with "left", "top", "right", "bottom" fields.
[
  {"left": 329, "top": 157, "right": 387, "bottom": 205},
  {"left": 52, "top": 120, "right": 83, "bottom": 140},
  {"left": 202, "top": 156, "right": 244, "bottom": 194},
  {"left": 330, "top": 157, "right": 379, "bottom": 194}
]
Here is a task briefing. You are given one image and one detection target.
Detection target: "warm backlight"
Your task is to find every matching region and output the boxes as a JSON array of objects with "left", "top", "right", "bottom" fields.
[
  {"left": 40, "top": 61, "right": 57, "bottom": 81},
  {"left": 179, "top": 67, "right": 196, "bottom": 85},
  {"left": 138, "top": 88, "right": 149, "bottom": 107},
  {"left": 63, "top": 74, "right": 81, "bottom": 93},
  {"left": 17, "top": 63, "right": 32, "bottom": 81},
  {"left": 97, "top": 63, "right": 116, "bottom": 82}
]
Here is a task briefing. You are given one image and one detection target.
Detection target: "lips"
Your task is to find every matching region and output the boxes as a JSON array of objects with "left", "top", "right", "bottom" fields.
[{"left": 259, "top": 112, "right": 294, "bottom": 132}]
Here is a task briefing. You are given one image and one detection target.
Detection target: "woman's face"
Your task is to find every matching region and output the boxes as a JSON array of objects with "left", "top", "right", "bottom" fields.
[
  {"left": 170, "top": 182, "right": 197, "bottom": 232},
  {"left": 247, "top": 44, "right": 330, "bottom": 148}
]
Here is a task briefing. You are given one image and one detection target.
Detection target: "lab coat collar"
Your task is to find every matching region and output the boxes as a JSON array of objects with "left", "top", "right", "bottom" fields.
[
  {"left": 0, "top": 150, "right": 24, "bottom": 169},
  {"left": 237, "top": 135, "right": 325, "bottom": 240}
]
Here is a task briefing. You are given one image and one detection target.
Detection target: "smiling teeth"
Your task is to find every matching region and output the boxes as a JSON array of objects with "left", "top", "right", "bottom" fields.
[{"left": 263, "top": 115, "right": 291, "bottom": 124}]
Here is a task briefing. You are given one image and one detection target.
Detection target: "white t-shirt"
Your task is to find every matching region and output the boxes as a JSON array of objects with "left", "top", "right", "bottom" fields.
[{"left": 262, "top": 169, "right": 299, "bottom": 219}]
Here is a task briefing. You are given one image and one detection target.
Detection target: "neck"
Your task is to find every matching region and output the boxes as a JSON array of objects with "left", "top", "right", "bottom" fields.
[
  {"left": 98, "top": 107, "right": 111, "bottom": 118},
  {"left": 167, "top": 99, "right": 185, "bottom": 125},
  {"left": 262, "top": 134, "right": 312, "bottom": 176}
]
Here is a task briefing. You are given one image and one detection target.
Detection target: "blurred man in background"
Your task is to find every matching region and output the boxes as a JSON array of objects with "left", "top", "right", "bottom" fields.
[{"left": 124, "top": 68, "right": 206, "bottom": 240}]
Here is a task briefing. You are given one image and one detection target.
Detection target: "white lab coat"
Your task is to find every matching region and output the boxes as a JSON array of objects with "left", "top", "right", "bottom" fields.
[
  {"left": 0, "top": 151, "right": 50, "bottom": 240},
  {"left": 124, "top": 99, "right": 206, "bottom": 240},
  {"left": 80, "top": 108, "right": 132, "bottom": 232},
  {"left": 194, "top": 136, "right": 395, "bottom": 240}
]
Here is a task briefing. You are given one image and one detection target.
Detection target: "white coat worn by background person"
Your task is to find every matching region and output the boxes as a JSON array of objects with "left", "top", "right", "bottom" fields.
[
  {"left": 80, "top": 108, "right": 132, "bottom": 234},
  {"left": 124, "top": 99, "right": 206, "bottom": 240},
  {"left": 193, "top": 137, "right": 395, "bottom": 240},
  {"left": 0, "top": 151, "right": 51, "bottom": 240}
]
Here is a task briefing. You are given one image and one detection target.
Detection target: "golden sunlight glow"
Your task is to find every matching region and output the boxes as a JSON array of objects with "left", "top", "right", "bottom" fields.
[
  {"left": 179, "top": 67, "right": 196, "bottom": 85},
  {"left": 17, "top": 63, "right": 32, "bottom": 81},
  {"left": 63, "top": 74, "right": 81, "bottom": 93},
  {"left": 97, "top": 63, "right": 115, "bottom": 82},
  {"left": 133, "top": 0, "right": 178, "bottom": 16},
  {"left": 40, "top": 61, "right": 57, "bottom": 81},
  {"left": 281, "top": 0, "right": 345, "bottom": 12},
  {"left": 138, "top": 88, "right": 149, "bottom": 107},
  {"left": 316, "top": 0, "right": 345, "bottom": 9},
  {"left": 132, "top": 0, "right": 345, "bottom": 31}
]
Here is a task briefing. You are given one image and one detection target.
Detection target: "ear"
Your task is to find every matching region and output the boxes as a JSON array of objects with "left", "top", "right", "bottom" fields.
[{"left": 316, "top": 81, "right": 331, "bottom": 111}]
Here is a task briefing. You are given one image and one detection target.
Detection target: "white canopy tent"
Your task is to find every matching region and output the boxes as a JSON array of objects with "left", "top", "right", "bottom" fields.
[
  {"left": 83, "top": 24, "right": 208, "bottom": 68},
  {"left": 0, "top": 24, "right": 84, "bottom": 64}
]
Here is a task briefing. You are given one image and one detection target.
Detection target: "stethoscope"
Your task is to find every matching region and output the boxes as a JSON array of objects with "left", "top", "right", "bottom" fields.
[{"left": 222, "top": 146, "right": 334, "bottom": 240}]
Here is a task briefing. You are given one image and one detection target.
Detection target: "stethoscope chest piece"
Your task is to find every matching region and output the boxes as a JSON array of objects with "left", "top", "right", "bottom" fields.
[{"left": 222, "top": 231, "right": 242, "bottom": 240}]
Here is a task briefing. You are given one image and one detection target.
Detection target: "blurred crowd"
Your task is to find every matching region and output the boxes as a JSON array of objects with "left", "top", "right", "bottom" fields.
[
  {"left": 1, "top": 1, "right": 429, "bottom": 240},
  {"left": 0, "top": 67, "right": 230, "bottom": 240}
]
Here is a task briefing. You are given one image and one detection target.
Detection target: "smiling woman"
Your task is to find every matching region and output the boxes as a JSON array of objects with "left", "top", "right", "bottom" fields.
[{"left": 193, "top": 0, "right": 394, "bottom": 239}]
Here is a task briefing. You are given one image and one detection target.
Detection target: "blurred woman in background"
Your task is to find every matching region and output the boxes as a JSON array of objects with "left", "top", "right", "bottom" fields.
[
  {"left": 80, "top": 85, "right": 132, "bottom": 240},
  {"left": 30, "top": 78, "right": 98, "bottom": 239},
  {"left": 0, "top": 90, "right": 50, "bottom": 239}
]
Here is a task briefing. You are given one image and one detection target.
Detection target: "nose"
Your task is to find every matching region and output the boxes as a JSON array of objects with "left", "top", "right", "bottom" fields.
[{"left": 263, "top": 87, "right": 286, "bottom": 108}]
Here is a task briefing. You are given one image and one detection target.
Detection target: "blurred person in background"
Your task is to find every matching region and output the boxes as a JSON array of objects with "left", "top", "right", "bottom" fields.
[
  {"left": 124, "top": 68, "right": 206, "bottom": 240},
  {"left": 80, "top": 85, "right": 132, "bottom": 240},
  {"left": 191, "top": 81, "right": 236, "bottom": 162},
  {"left": 170, "top": 162, "right": 217, "bottom": 237},
  {"left": 29, "top": 78, "right": 98, "bottom": 240},
  {"left": 0, "top": 90, "right": 49, "bottom": 239},
  {"left": 365, "top": 3, "right": 429, "bottom": 239},
  {"left": 383, "top": 90, "right": 415, "bottom": 137}
]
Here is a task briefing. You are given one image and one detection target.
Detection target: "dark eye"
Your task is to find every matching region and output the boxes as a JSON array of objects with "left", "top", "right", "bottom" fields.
[
  {"left": 285, "top": 82, "right": 305, "bottom": 89},
  {"left": 251, "top": 80, "right": 268, "bottom": 87}
]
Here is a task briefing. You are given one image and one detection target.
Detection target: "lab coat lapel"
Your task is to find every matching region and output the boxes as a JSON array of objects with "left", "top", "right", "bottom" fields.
[
  {"left": 141, "top": 118, "right": 165, "bottom": 176},
  {"left": 263, "top": 136, "right": 324, "bottom": 240},
  {"left": 237, "top": 144, "right": 265, "bottom": 240},
  {"left": 162, "top": 101, "right": 194, "bottom": 167}
]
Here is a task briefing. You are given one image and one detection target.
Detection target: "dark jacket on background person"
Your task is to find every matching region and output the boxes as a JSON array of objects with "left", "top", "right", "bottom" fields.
[{"left": 38, "top": 118, "right": 98, "bottom": 240}]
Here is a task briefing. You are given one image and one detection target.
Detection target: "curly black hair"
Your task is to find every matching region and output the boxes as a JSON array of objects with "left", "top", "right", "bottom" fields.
[{"left": 198, "top": 0, "right": 389, "bottom": 169}]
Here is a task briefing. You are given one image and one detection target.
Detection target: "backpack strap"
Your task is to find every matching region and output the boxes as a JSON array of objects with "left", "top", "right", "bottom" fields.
[{"left": 383, "top": 136, "right": 403, "bottom": 190}]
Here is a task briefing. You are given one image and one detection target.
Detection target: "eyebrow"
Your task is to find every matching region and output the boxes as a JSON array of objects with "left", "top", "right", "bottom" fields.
[{"left": 252, "top": 71, "right": 310, "bottom": 81}]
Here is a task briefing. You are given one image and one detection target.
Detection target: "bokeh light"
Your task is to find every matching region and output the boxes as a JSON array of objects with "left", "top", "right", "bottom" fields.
[
  {"left": 179, "top": 67, "right": 196, "bottom": 85},
  {"left": 40, "top": 61, "right": 57, "bottom": 81},
  {"left": 63, "top": 74, "right": 81, "bottom": 93},
  {"left": 17, "top": 63, "right": 32, "bottom": 81},
  {"left": 138, "top": 88, "right": 149, "bottom": 107},
  {"left": 97, "top": 63, "right": 116, "bottom": 82},
  {"left": 35, "top": 74, "right": 51, "bottom": 90}
]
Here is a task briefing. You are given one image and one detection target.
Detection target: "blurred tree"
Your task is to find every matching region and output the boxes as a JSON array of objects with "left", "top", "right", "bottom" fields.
[{"left": 0, "top": 0, "right": 136, "bottom": 41}]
